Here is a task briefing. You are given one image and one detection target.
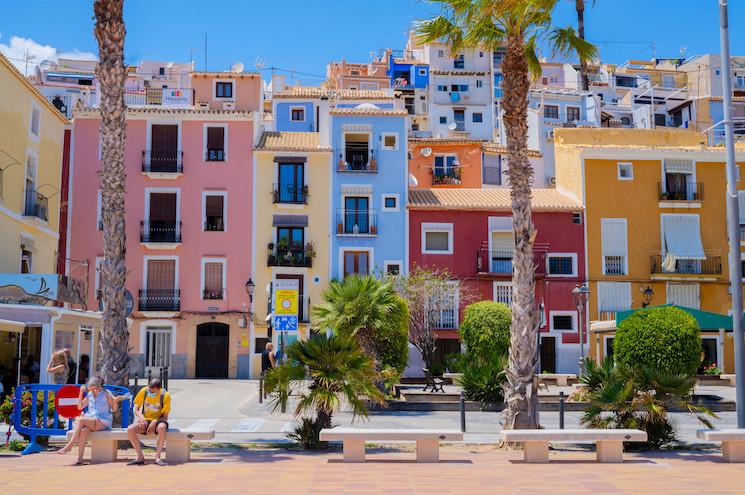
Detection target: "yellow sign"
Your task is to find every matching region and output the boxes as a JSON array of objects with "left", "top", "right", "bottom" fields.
[{"left": 275, "top": 289, "right": 298, "bottom": 315}]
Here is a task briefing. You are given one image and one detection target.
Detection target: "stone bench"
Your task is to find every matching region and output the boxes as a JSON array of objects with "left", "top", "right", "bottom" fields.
[
  {"left": 537, "top": 374, "right": 577, "bottom": 387},
  {"left": 501, "top": 429, "right": 647, "bottom": 463},
  {"left": 65, "top": 428, "right": 214, "bottom": 464},
  {"left": 697, "top": 429, "right": 745, "bottom": 462},
  {"left": 319, "top": 428, "right": 463, "bottom": 463},
  {"left": 720, "top": 374, "right": 736, "bottom": 386}
]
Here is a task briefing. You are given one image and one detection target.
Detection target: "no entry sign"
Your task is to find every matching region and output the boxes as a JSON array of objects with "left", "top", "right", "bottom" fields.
[{"left": 55, "top": 385, "right": 83, "bottom": 419}]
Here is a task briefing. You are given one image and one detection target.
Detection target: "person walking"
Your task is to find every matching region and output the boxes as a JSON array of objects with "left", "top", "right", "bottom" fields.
[
  {"left": 127, "top": 378, "right": 171, "bottom": 466},
  {"left": 46, "top": 350, "right": 68, "bottom": 385},
  {"left": 261, "top": 342, "right": 276, "bottom": 374}
]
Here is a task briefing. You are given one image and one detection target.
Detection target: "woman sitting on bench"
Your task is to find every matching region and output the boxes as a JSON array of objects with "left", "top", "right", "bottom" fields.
[{"left": 57, "top": 376, "right": 125, "bottom": 465}]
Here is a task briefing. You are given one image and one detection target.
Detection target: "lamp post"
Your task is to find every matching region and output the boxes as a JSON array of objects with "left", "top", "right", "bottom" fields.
[{"left": 572, "top": 284, "right": 590, "bottom": 376}]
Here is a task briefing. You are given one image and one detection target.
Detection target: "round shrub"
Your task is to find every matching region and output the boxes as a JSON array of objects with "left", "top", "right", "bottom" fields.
[
  {"left": 460, "top": 301, "right": 511, "bottom": 359},
  {"left": 613, "top": 306, "right": 701, "bottom": 376}
]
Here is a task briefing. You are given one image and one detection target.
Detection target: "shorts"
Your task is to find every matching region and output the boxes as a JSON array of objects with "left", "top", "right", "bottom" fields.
[{"left": 135, "top": 419, "right": 169, "bottom": 433}]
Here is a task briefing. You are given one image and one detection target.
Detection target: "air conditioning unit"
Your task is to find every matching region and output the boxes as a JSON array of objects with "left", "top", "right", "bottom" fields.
[
  {"left": 222, "top": 101, "right": 236, "bottom": 110},
  {"left": 197, "top": 101, "right": 210, "bottom": 110}
]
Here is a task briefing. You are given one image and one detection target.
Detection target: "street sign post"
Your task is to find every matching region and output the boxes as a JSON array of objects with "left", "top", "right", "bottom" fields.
[
  {"left": 55, "top": 385, "right": 83, "bottom": 419},
  {"left": 273, "top": 280, "right": 299, "bottom": 363}
]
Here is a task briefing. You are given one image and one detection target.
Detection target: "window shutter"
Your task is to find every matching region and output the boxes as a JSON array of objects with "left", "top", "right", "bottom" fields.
[
  {"left": 597, "top": 282, "right": 631, "bottom": 312},
  {"left": 147, "top": 260, "right": 176, "bottom": 290},
  {"left": 666, "top": 283, "right": 700, "bottom": 309},
  {"left": 426, "top": 232, "right": 450, "bottom": 251},
  {"left": 207, "top": 127, "right": 224, "bottom": 149},
  {"left": 205, "top": 195, "right": 224, "bottom": 217},
  {"left": 204, "top": 262, "right": 223, "bottom": 292},
  {"left": 490, "top": 232, "right": 513, "bottom": 253},
  {"left": 662, "top": 215, "right": 705, "bottom": 259},
  {"left": 601, "top": 219, "right": 627, "bottom": 257}
]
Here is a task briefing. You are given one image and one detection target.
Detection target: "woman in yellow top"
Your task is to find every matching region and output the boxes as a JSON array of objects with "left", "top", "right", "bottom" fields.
[{"left": 126, "top": 377, "right": 171, "bottom": 466}]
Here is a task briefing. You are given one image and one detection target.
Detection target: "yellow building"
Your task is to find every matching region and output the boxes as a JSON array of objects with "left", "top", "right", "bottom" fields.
[
  {"left": 252, "top": 131, "right": 331, "bottom": 377},
  {"left": 554, "top": 127, "right": 745, "bottom": 372}
]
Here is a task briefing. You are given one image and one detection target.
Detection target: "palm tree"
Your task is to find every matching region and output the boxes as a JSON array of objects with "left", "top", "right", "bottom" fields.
[
  {"left": 574, "top": 0, "right": 595, "bottom": 91},
  {"left": 418, "top": 0, "right": 596, "bottom": 429},
  {"left": 313, "top": 275, "right": 409, "bottom": 371},
  {"left": 93, "top": 0, "right": 129, "bottom": 386},
  {"left": 264, "top": 334, "right": 385, "bottom": 430}
]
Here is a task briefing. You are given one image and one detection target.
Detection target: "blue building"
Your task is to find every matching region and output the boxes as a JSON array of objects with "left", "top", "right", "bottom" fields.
[
  {"left": 388, "top": 52, "right": 429, "bottom": 89},
  {"left": 329, "top": 103, "right": 409, "bottom": 279},
  {"left": 272, "top": 87, "right": 329, "bottom": 132}
]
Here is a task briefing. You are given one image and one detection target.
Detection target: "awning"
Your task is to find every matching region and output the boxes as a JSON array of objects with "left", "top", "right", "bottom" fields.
[
  {"left": 488, "top": 216, "right": 512, "bottom": 232},
  {"left": 616, "top": 304, "right": 733, "bottom": 331},
  {"left": 664, "top": 159, "right": 694, "bottom": 174},
  {"left": 0, "top": 318, "right": 25, "bottom": 334},
  {"left": 47, "top": 72, "right": 94, "bottom": 79},
  {"left": 273, "top": 215, "right": 308, "bottom": 227},
  {"left": 662, "top": 215, "right": 705, "bottom": 259}
]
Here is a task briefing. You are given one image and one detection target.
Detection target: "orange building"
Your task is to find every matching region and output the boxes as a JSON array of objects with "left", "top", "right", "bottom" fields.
[{"left": 408, "top": 138, "right": 484, "bottom": 188}]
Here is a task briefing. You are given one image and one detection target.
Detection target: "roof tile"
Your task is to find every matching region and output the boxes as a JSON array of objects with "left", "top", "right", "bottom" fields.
[
  {"left": 408, "top": 188, "right": 582, "bottom": 212},
  {"left": 255, "top": 131, "right": 330, "bottom": 151}
]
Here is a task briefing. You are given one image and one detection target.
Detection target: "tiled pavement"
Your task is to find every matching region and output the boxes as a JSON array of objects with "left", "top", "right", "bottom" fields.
[{"left": 1, "top": 445, "right": 744, "bottom": 494}]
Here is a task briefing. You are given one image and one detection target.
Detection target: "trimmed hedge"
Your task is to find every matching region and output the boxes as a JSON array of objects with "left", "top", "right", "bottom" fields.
[
  {"left": 459, "top": 301, "right": 511, "bottom": 359},
  {"left": 613, "top": 306, "right": 701, "bottom": 376},
  {"left": 375, "top": 297, "right": 410, "bottom": 372}
]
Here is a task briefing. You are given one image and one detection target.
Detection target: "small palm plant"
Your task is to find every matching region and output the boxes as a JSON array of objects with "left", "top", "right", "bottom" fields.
[{"left": 264, "top": 334, "right": 385, "bottom": 447}]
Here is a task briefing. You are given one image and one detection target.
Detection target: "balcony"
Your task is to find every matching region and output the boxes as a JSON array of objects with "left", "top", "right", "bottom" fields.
[
  {"left": 138, "top": 289, "right": 180, "bottom": 312},
  {"left": 142, "top": 150, "right": 183, "bottom": 175},
  {"left": 267, "top": 245, "right": 313, "bottom": 268},
  {"left": 272, "top": 183, "right": 308, "bottom": 205},
  {"left": 650, "top": 254, "right": 722, "bottom": 276},
  {"left": 94, "top": 87, "right": 195, "bottom": 108},
  {"left": 336, "top": 148, "right": 378, "bottom": 173},
  {"left": 658, "top": 182, "right": 703, "bottom": 202},
  {"left": 202, "top": 288, "right": 224, "bottom": 300},
  {"left": 23, "top": 190, "right": 48, "bottom": 221},
  {"left": 140, "top": 220, "right": 182, "bottom": 243},
  {"left": 336, "top": 210, "right": 378, "bottom": 236},
  {"left": 433, "top": 168, "right": 462, "bottom": 186},
  {"left": 476, "top": 249, "right": 547, "bottom": 276},
  {"left": 205, "top": 149, "right": 225, "bottom": 162}
]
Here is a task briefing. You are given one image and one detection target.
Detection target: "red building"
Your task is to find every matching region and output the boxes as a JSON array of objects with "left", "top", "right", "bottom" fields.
[{"left": 408, "top": 188, "right": 586, "bottom": 373}]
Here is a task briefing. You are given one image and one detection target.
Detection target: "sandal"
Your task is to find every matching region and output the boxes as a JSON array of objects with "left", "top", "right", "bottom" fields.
[
  {"left": 127, "top": 459, "right": 146, "bottom": 466},
  {"left": 155, "top": 458, "right": 167, "bottom": 466},
  {"left": 72, "top": 459, "right": 85, "bottom": 466}
]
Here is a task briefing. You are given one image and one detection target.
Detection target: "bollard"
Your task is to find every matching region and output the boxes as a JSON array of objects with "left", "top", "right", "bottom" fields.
[
  {"left": 147, "top": 369, "right": 152, "bottom": 384},
  {"left": 259, "top": 373, "right": 263, "bottom": 404},
  {"left": 559, "top": 391, "right": 565, "bottom": 430},
  {"left": 162, "top": 367, "right": 169, "bottom": 391},
  {"left": 459, "top": 391, "right": 466, "bottom": 432},
  {"left": 134, "top": 373, "right": 138, "bottom": 390}
]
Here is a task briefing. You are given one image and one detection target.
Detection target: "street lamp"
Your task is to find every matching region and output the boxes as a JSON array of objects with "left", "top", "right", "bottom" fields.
[
  {"left": 641, "top": 286, "right": 654, "bottom": 307},
  {"left": 572, "top": 283, "right": 590, "bottom": 376},
  {"left": 244, "top": 278, "right": 255, "bottom": 303}
]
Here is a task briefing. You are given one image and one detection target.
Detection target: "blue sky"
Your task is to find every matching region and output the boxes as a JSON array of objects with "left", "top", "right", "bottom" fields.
[{"left": 1, "top": 0, "right": 743, "bottom": 82}]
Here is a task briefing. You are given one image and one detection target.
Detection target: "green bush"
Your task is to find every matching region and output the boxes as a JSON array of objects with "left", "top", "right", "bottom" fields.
[
  {"left": 614, "top": 306, "right": 701, "bottom": 376},
  {"left": 286, "top": 417, "right": 325, "bottom": 450},
  {"left": 374, "top": 297, "right": 410, "bottom": 372},
  {"left": 457, "top": 353, "right": 507, "bottom": 406},
  {"left": 459, "top": 301, "right": 511, "bottom": 359}
]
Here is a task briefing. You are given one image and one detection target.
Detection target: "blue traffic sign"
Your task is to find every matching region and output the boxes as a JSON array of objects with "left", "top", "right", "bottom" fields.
[{"left": 274, "top": 315, "right": 298, "bottom": 331}]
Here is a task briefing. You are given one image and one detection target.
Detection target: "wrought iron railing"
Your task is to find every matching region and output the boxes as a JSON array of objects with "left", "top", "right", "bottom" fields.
[
  {"left": 336, "top": 148, "right": 378, "bottom": 173},
  {"left": 142, "top": 150, "right": 183, "bottom": 174},
  {"left": 140, "top": 220, "right": 182, "bottom": 243},
  {"left": 267, "top": 246, "right": 313, "bottom": 268},
  {"left": 202, "top": 288, "right": 224, "bottom": 300},
  {"left": 23, "top": 190, "right": 48, "bottom": 221},
  {"left": 433, "top": 168, "right": 462, "bottom": 185},
  {"left": 658, "top": 181, "right": 703, "bottom": 201},
  {"left": 650, "top": 254, "right": 722, "bottom": 275},
  {"left": 139, "top": 289, "right": 180, "bottom": 311},
  {"left": 603, "top": 256, "right": 626, "bottom": 275},
  {"left": 272, "top": 183, "right": 308, "bottom": 204},
  {"left": 336, "top": 209, "right": 378, "bottom": 235}
]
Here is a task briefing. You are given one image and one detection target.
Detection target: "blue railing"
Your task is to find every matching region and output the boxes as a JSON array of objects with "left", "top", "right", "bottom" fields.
[{"left": 12, "top": 383, "right": 132, "bottom": 455}]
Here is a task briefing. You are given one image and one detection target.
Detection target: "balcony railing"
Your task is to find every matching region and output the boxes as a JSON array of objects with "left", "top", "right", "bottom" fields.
[
  {"left": 658, "top": 182, "right": 703, "bottom": 201},
  {"left": 476, "top": 249, "right": 546, "bottom": 276},
  {"left": 650, "top": 254, "right": 722, "bottom": 275},
  {"left": 336, "top": 209, "right": 378, "bottom": 235},
  {"left": 432, "top": 308, "right": 459, "bottom": 329},
  {"left": 138, "top": 289, "right": 180, "bottom": 311},
  {"left": 24, "top": 190, "right": 48, "bottom": 221},
  {"left": 433, "top": 168, "right": 462, "bottom": 186},
  {"left": 603, "top": 256, "right": 626, "bottom": 275},
  {"left": 202, "top": 288, "right": 224, "bottom": 300},
  {"left": 204, "top": 217, "right": 224, "bottom": 232},
  {"left": 140, "top": 220, "right": 182, "bottom": 243},
  {"left": 272, "top": 183, "right": 308, "bottom": 204},
  {"left": 94, "top": 87, "right": 195, "bottom": 108},
  {"left": 142, "top": 150, "right": 183, "bottom": 174},
  {"left": 205, "top": 149, "right": 225, "bottom": 162},
  {"left": 483, "top": 165, "right": 501, "bottom": 186},
  {"left": 336, "top": 148, "right": 377, "bottom": 173},
  {"left": 267, "top": 246, "right": 313, "bottom": 268}
]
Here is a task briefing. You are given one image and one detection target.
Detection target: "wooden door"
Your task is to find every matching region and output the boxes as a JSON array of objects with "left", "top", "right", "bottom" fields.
[
  {"left": 539, "top": 336, "right": 556, "bottom": 374},
  {"left": 195, "top": 323, "right": 229, "bottom": 378}
]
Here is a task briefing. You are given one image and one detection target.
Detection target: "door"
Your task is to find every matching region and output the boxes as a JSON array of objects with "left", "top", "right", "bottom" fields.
[
  {"left": 145, "top": 259, "right": 176, "bottom": 310},
  {"left": 539, "top": 336, "right": 556, "bottom": 374},
  {"left": 195, "top": 322, "right": 229, "bottom": 378},
  {"left": 151, "top": 124, "right": 178, "bottom": 171},
  {"left": 276, "top": 274, "right": 305, "bottom": 322},
  {"left": 278, "top": 163, "right": 304, "bottom": 203},
  {"left": 701, "top": 337, "right": 719, "bottom": 370},
  {"left": 145, "top": 327, "right": 172, "bottom": 376},
  {"left": 148, "top": 193, "right": 177, "bottom": 242},
  {"left": 344, "top": 196, "right": 369, "bottom": 233},
  {"left": 343, "top": 251, "right": 369, "bottom": 277}
]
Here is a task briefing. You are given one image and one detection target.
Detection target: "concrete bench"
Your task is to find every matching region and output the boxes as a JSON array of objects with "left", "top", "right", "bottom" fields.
[
  {"left": 720, "top": 374, "right": 736, "bottom": 386},
  {"left": 501, "top": 429, "right": 647, "bottom": 463},
  {"left": 319, "top": 428, "right": 463, "bottom": 462},
  {"left": 65, "top": 428, "right": 214, "bottom": 464},
  {"left": 697, "top": 429, "right": 745, "bottom": 462},
  {"left": 537, "top": 374, "right": 577, "bottom": 387}
]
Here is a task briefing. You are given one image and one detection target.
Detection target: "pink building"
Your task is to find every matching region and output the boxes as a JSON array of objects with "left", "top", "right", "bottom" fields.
[{"left": 68, "top": 69, "right": 262, "bottom": 378}]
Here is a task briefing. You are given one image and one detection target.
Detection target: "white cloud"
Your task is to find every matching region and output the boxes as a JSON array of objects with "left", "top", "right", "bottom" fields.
[{"left": 0, "top": 36, "right": 96, "bottom": 76}]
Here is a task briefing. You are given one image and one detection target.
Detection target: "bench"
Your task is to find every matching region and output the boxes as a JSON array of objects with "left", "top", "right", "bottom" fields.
[
  {"left": 422, "top": 369, "right": 445, "bottom": 393},
  {"left": 65, "top": 428, "right": 215, "bottom": 464},
  {"left": 537, "top": 373, "right": 577, "bottom": 387},
  {"left": 697, "top": 429, "right": 745, "bottom": 462},
  {"left": 720, "top": 374, "right": 736, "bottom": 386},
  {"left": 501, "top": 429, "right": 647, "bottom": 463},
  {"left": 319, "top": 428, "right": 463, "bottom": 462}
]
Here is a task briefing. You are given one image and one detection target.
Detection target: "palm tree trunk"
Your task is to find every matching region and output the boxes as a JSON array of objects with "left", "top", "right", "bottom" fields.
[
  {"left": 576, "top": 0, "right": 589, "bottom": 91},
  {"left": 94, "top": 0, "right": 129, "bottom": 386},
  {"left": 502, "top": 33, "right": 540, "bottom": 430}
]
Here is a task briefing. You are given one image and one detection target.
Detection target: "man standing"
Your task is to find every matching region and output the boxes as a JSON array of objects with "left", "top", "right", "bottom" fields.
[
  {"left": 261, "top": 342, "right": 276, "bottom": 374},
  {"left": 127, "top": 378, "right": 171, "bottom": 466},
  {"left": 63, "top": 349, "right": 77, "bottom": 384}
]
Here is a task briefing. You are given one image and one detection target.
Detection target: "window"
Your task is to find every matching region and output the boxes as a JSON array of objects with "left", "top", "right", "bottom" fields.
[
  {"left": 453, "top": 109, "right": 465, "bottom": 131},
  {"left": 204, "top": 125, "right": 226, "bottom": 161},
  {"left": 276, "top": 226, "right": 304, "bottom": 255},
  {"left": 438, "top": 49, "right": 444, "bottom": 57},
  {"left": 437, "top": 85, "right": 448, "bottom": 92},
  {"left": 20, "top": 248, "right": 32, "bottom": 273},
  {"left": 434, "top": 155, "right": 459, "bottom": 185},
  {"left": 476, "top": 80, "right": 483, "bottom": 88},
  {"left": 96, "top": 190, "right": 103, "bottom": 230},
  {"left": 384, "top": 261, "right": 402, "bottom": 275},
  {"left": 422, "top": 223, "right": 453, "bottom": 254},
  {"left": 661, "top": 214, "right": 705, "bottom": 264},
  {"left": 382, "top": 194, "right": 399, "bottom": 212},
  {"left": 277, "top": 162, "right": 305, "bottom": 204},
  {"left": 203, "top": 193, "right": 226, "bottom": 231},
  {"left": 201, "top": 258, "right": 225, "bottom": 300},
  {"left": 663, "top": 159, "right": 696, "bottom": 200},
  {"left": 567, "top": 106, "right": 580, "bottom": 122},
  {"left": 472, "top": 112, "right": 483, "bottom": 123},
  {"left": 454, "top": 54, "right": 465, "bottom": 69},
  {"left": 547, "top": 254, "right": 576, "bottom": 276},
  {"left": 550, "top": 312, "right": 576, "bottom": 332},
  {"left": 431, "top": 285, "right": 459, "bottom": 329},
  {"left": 572, "top": 213, "right": 582, "bottom": 225},
  {"left": 666, "top": 283, "right": 700, "bottom": 309},
  {"left": 343, "top": 133, "right": 370, "bottom": 171},
  {"left": 215, "top": 81, "right": 233, "bottom": 99},
  {"left": 382, "top": 133, "right": 398, "bottom": 150},
  {"left": 439, "top": 116, "right": 447, "bottom": 124},
  {"left": 350, "top": 70, "right": 360, "bottom": 76},
  {"left": 662, "top": 74, "right": 676, "bottom": 88},
  {"left": 30, "top": 104, "right": 40, "bottom": 138},
  {"left": 544, "top": 105, "right": 559, "bottom": 119},
  {"left": 617, "top": 162, "right": 633, "bottom": 180},
  {"left": 450, "top": 84, "right": 469, "bottom": 92},
  {"left": 343, "top": 196, "right": 371, "bottom": 234},
  {"left": 601, "top": 219, "right": 628, "bottom": 275},
  {"left": 493, "top": 282, "right": 513, "bottom": 305},
  {"left": 418, "top": 68, "right": 427, "bottom": 76},
  {"left": 597, "top": 282, "right": 631, "bottom": 318},
  {"left": 290, "top": 107, "right": 305, "bottom": 122},
  {"left": 343, "top": 250, "right": 369, "bottom": 276}
]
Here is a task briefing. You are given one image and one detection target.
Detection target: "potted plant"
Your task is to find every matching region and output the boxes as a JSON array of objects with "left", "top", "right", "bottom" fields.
[{"left": 305, "top": 242, "right": 316, "bottom": 260}]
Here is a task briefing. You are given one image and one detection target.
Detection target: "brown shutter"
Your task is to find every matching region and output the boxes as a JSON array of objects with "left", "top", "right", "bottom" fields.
[
  {"left": 149, "top": 193, "right": 177, "bottom": 221},
  {"left": 152, "top": 125, "right": 178, "bottom": 152},
  {"left": 205, "top": 195, "right": 224, "bottom": 216},
  {"left": 147, "top": 260, "right": 176, "bottom": 290},
  {"left": 207, "top": 127, "right": 224, "bottom": 150},
  {"left": 204, "top": 262, "right": 223, "bottom": 292}
]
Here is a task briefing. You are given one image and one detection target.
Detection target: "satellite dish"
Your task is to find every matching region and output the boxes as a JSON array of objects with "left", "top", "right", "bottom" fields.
[
  {"left": 231, "top": 62, "right": 245, "bottom": 73},
  {"left": 420, "top": 147, "right": 432, "bottom": 157},
  {"left": 408, "top": 174, "right": 419, "bottom": 187},
  {"left": 166, "top": 61, "right": 174, "bottom": 69},
  {"left": 447, "top": 122, "right": 458, "bottom": 131}
]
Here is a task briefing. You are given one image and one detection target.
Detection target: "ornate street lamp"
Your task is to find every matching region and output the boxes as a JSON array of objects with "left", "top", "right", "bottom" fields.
[
  {"left": 572, "top": 283, "right": 590, "bottom": 376},
  {"left": 641, "top": 286, "right": 654, "bottom": 308},
  {"left": 244, "top": 278, "right": 256, "bottom": 303}
]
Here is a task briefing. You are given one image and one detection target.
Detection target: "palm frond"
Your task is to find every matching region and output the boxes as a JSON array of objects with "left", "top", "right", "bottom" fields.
[{"left": 547, "top": 26, "right": 598, "bottom": 64}]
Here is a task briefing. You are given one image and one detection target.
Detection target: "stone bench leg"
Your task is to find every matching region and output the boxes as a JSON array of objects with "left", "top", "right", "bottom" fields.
[
  {"left": 343, "top": 439, "right": 365, "bottom": 463},
  {"left": 89, "top": 439, "right": 118, "bottom": 464},
  {"left": 523, "top": 441, "right": 549, "bottom": 463},
  {"left": 596, "top": 441, "right": 624, "bottom": 463},
  {"left": 556, "top": 377, "right": 568, "bottom": 387},
  {"left": 416, "top": 439, "right": 439, "bottom": 463},
  {"left": 722, "top": 441, "right": 745, "bottom": 462},
  {"left": 166, "top": 439, "right": 191, "bottom": 464}
]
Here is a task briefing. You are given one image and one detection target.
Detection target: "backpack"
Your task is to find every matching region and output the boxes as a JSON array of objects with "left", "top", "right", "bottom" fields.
[{"left": 140, "top": 388, "right": 165, "bottom": 416}]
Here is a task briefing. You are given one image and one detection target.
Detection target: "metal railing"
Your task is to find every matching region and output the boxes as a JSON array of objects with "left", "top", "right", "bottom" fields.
[
  {"left": 650, "top": 254, "right": 722, "bottom": 275},
  {"left": 140, "top": 220, "right": 182, "bottom": 243},
  {"left": 142, "top": 150, "right": 183, "bottom": 174},
  {"left": 267, "top": 246, "right": 313, "bottom": 268},
  {"left": 476, "top": 249, "right": 546, "bottom": 275},
  {"left": 205, "top": 149, "right": 225, "bottom": 162},
  {"left": 704, "top": 118, "right": 745, "bottom": 145},
  {"left": 202, "top": 288, "right": 224, "bottom": 300},
  {"left": 138, "top": 289, "right": 180, "bottom": 311},
  {"left": 94, "top": 87, "right": 195, "bottom": 107},
  {"left": 336, "top": 148, "right": 378, "bottom": 173},
  {"left": 272, "top": 183, "right": 308, "bottom": 204},
  {"left": 433, "top": 168, "right": 462, "bottom": 185},
  {"left": 336, "top": 209, "right": 378, "bottom": 235},
  {"left": 204, "top": 217, "right": 224, "bottom": 231},
  {"left": 23, "top": 190, "right": 48, "bottom": 221},
  {"left": 603, "top": 256, "right": 626, "bottom": 275},
  {"left": 658, "top": 181, "right": 703, "bottom": 201}
]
